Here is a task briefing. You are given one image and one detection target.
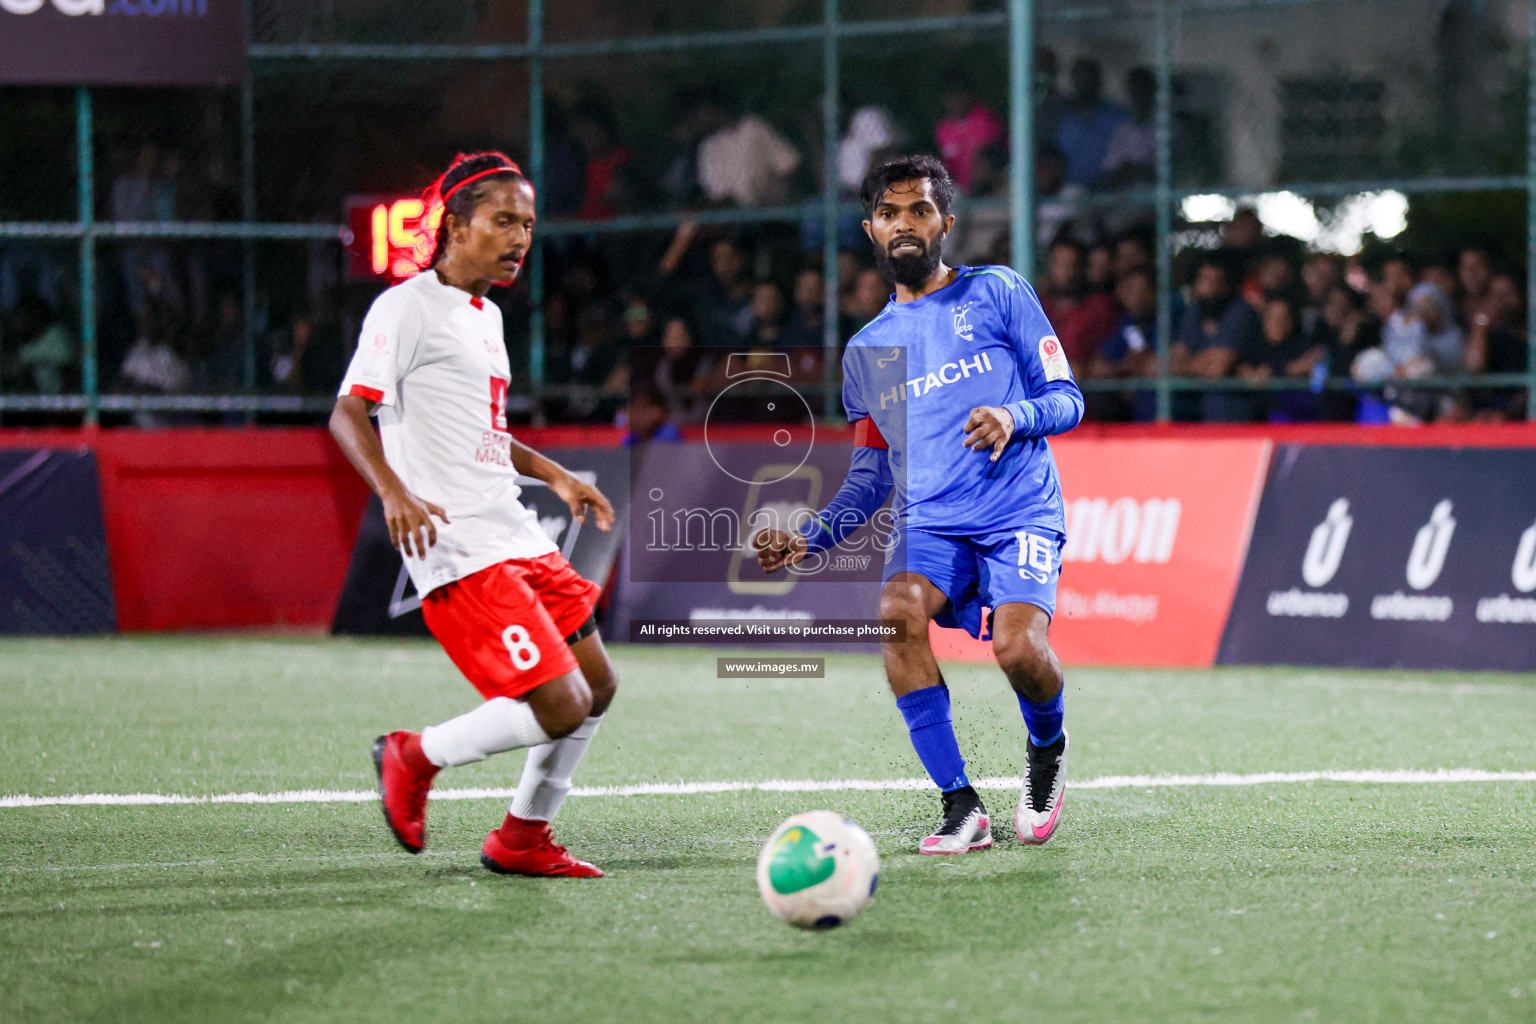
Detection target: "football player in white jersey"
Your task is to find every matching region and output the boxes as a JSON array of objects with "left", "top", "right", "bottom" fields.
[{"left": 330, "top": 152, "right": 617, "bottom": 877}]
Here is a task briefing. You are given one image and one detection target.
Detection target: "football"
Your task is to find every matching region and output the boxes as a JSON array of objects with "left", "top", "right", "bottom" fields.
[{"left": 756, "top": 811, "right": 880, "bottom": 929}]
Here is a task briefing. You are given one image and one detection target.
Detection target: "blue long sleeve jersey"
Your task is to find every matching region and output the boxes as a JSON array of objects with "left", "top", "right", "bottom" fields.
[{"left": 800, "top": 265, "right": 1084, "bottom": 554}]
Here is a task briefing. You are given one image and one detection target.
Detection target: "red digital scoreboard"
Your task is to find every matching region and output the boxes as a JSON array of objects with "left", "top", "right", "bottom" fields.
[{"left": 343, "top": 194, "right": 442, "bottom": 283}]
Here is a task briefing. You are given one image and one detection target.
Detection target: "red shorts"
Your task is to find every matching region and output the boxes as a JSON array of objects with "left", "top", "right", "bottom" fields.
[{"left": 422, "top": 553, "right": 601, "bottom": 700}]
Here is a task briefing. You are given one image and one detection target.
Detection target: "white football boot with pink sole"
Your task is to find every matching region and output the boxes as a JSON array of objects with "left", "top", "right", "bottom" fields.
[
  {"left": 1017, "top": 731, "right": 1068, "bottom": 845},
  {"left": 919, "top": 797, "right": 993, "bottom": 855}
]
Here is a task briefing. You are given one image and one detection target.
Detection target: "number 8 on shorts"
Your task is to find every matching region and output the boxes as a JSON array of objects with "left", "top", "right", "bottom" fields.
[{"left": 501, "top": 624, "right": 542, "bottom": 670}]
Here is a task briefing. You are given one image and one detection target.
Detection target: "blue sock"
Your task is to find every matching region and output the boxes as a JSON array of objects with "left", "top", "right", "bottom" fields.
[
  {"left": 1018, "top": 690, "right": 1065, "bottom": 747},
  {"left": 896, "top": 685, "right": 970, "bottom": 792}
]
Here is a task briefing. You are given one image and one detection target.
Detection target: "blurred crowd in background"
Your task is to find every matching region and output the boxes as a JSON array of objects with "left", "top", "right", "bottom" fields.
[
  {"left": 0, "top": 48, "right": 1527, "bottom": 426},
  {"left": 0, "top": 135, "right": 343, "bottom": 418}
]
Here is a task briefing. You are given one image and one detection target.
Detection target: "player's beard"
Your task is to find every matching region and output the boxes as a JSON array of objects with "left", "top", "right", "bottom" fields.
[{"left": 875, "top": 232, "right": 944, "bottom": 290}]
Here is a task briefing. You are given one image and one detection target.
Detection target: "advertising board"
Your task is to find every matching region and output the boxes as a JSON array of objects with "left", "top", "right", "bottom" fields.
[
  {"left": 931, "top": 439, "right": 1272, "bottom": 666},
  {"left": 1219, "top": 446, "right": 1536, "bottom": 670},
  {"left": 0, "top": 448, "right": 115, "bottom": 633},
  {"left": 0, "top": 0, "right": 245, "bottom": 86}
]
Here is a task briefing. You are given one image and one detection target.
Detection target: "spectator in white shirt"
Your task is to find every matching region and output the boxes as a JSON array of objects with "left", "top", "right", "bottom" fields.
[
  {"left": 698, "top": 105, "right": 802, "bottom": 207},
  {"left": 837, "top": 106, "right": 900, "bottom": 194}
]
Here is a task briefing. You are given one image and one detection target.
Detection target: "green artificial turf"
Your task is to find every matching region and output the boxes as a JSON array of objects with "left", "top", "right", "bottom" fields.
[{"left": 2, "top": 637, "right": 1535, "bottom": 1024}]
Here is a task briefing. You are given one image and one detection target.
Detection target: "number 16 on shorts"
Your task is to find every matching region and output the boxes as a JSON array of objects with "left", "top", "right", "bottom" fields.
[
  {"left": 502, "top": 624, "right": 542, "bottom": 670},
  {"left": 1015, "top": 530, "right": 1055, "bottom": 584}
]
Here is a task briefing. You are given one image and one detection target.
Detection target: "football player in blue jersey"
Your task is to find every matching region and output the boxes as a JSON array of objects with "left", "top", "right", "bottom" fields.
[{"left": 754, "top": 155, "right": 1083, "bottom": 854}]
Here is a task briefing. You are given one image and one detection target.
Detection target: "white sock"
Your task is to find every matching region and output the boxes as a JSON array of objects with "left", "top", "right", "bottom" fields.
[
  {"left": 509, "top": 714, "right": 603, "bottom": 821},
  {"left": 419, "top": 697, "right": 552, "bottom": 768}
]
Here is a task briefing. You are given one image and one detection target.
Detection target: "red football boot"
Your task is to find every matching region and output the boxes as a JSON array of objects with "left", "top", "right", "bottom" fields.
[
  {"left": 371, "top": 731, "right": 439, "bottom": 854},
  {"left": 481, "top": 814, "right": 603, "bottom": 878}
]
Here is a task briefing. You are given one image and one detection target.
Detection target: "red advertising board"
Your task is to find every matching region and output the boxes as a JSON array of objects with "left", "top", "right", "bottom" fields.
[
  {"left": 930, "top": 438, "right": 1271, "bottom": 667},
  {"left": 0, "top": 428, "right": 370, "bottom": 631}
]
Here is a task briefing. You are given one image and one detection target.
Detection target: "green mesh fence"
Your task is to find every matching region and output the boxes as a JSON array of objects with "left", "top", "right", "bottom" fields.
[{"left": 0, "top": 0, "right": 1531, "bottom": 426}]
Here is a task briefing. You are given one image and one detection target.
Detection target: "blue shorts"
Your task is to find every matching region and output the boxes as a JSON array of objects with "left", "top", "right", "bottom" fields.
[{"left": 883, "top": 524, "right": 1064, "bottom": 640}]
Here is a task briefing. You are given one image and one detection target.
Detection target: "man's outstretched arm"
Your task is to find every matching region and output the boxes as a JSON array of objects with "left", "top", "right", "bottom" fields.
[
  {"left": 754, "top": 442, "right": 893, "bottom": 573},
  {"left": 329, "top": 395, "right": 449, "bottom": 558},
  {"left": 505, "top": 436, "right": 615, "bottom": 532},
  {"left": 798, "top": 446, "right": 895, "bottom": 552}
]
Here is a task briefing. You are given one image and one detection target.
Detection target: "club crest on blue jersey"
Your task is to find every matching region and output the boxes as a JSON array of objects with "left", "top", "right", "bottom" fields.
[{"left": 952, "top": 303, "right": 975, "bottom": 341}]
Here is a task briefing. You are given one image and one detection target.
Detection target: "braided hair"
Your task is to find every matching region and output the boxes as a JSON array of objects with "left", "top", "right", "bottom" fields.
[{"left": 422, "top": 151, "right": 529, "bottom": 269}]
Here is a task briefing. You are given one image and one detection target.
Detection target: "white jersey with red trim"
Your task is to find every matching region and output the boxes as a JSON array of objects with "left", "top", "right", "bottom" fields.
[{"left": 339, "top": 269, "right": 556, "bottom": 597}]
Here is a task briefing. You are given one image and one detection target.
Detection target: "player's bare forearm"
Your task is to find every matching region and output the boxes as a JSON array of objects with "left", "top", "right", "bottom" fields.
[
  {"left": 330, "top": 395, "right": 449, "bottom": 557},
  {"left": 329, "top": 395, "right": 406, "bottom": 500},
  {"left": 508, "top": 436, "right": 615, "bottom": 531},
  {"left": 507, "top": 435, "right": 567, "bottom": 484},
  {"left": 793, "top": 447, "right": 895, "bottom": 555}
]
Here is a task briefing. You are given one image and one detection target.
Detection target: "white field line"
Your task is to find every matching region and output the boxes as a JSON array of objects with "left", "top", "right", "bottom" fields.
[
  {"left": 3, "top": 850, "right": 467, "bottom": 874},
  {"left": 3, "top": 769, "right": 1536, "bottom": 810}
]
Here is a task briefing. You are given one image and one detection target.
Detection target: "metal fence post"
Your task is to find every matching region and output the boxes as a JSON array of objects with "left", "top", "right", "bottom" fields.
[
  {"left": 1153, "top": 0, "right": 1174, "bottom": 423},
  {"left": 820, "top": 0, "right": 841, "bottom": 422},
  {"left": 241, "top": 76, "right": 258, "bottom": 421},
  {"left": 1008, "top": 0, "right": 1034, "bottom": 277},
  {"left": 76, "top": 87, "right": 98, "bottom": 427},
  {"left": 528, "top": 0, "right": 546, "bottom": 402}
]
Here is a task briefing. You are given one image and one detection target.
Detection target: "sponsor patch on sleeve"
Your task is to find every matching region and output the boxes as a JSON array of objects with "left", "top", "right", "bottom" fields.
[{"left": 1039, "top": 335, "right": 1071, "bottom": 381}]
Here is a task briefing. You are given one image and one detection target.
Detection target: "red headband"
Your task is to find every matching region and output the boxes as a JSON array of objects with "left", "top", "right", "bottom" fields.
[{"left": 441, "top": 164, "right": 522, "bottom": 203}]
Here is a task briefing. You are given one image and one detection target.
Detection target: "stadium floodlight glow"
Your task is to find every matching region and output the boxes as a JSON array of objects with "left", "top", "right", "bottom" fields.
[
  {"left": 1255, "top": 191, "right": 1320, "bottom": 243},
  {"left": 1179, "top": 194, "right": 1236, "bottom": 223},
  {"left": 1178, "top": 190, "right": 1409, "bottom": 255},
  {"left": 1308, "top": 190, "right": 1409, "bottom": 254},
  {"left": 1366, "top": 190, "right": 1408, "bottom": 239}
]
